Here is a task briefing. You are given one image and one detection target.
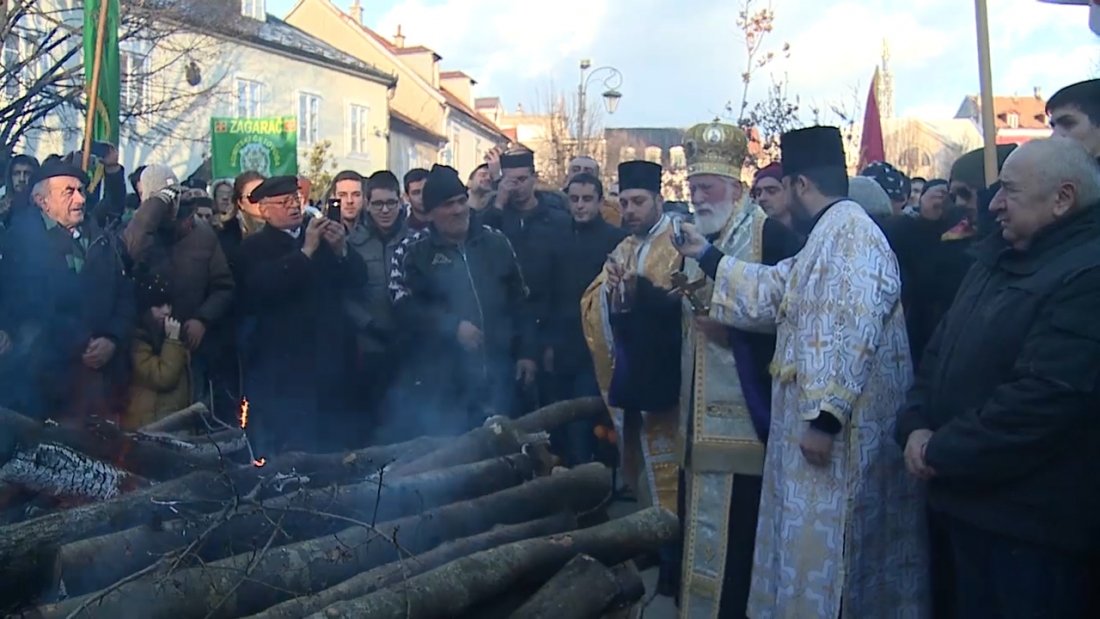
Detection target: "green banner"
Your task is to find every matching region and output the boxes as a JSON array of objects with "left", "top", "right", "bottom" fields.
[
  {"left": 211, "top": 117, "right": 299, "bottom": 179},
  {"left": 83, "top": 0, "right": 120, "bottom": 144}
]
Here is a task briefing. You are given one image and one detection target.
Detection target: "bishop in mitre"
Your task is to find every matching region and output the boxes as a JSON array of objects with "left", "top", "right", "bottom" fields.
[
  {"left": 672, "top": 126, "right": 929, "bottom": 618},
  {"left": 674, "top": 122, "right": 801, "bottom": 619}
]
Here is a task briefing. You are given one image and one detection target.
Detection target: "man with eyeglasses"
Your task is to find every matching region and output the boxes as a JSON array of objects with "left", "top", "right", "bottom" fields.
[
  {"left": 0, "top": 161, "right": 134, "bottom": 421},
  {"left": 235, "top": 175, "right": 368, "bottom": 453},
  {"left": 344, "top": 170, "right": 411, "bottom": 435}
]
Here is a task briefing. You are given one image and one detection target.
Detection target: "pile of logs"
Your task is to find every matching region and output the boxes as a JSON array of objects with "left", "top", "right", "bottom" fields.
[{"left": 0, "top": 398, "right": 679, "bottom": 619}]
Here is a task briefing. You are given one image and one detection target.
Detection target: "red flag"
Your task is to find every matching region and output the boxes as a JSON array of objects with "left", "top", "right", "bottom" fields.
[{"left": 858, "top": 68, "right": 885, "bottom": 171}]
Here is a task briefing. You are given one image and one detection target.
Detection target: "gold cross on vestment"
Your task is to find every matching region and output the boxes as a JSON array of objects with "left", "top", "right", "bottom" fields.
[{"left": 670, "top": 271, "right": 710, "bottom": 316}]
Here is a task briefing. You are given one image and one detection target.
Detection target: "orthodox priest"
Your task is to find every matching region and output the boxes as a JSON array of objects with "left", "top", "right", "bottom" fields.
[
  {"left": 676, "top": 122, "right": 801, "bottom": 618},
  {"left": 582, "top": 160, "right": 682, "bottom": 519},
  {"left": 672, "top": 126, "right": 928, "bottom": 618}
]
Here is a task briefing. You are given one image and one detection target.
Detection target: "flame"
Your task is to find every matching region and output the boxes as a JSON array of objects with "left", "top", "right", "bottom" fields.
[
  {"left": 252, "top": 457, "right": 266, "bottom": 467},
  {"left": 238, "top": 398, "right": 250, "bottom": 429}
]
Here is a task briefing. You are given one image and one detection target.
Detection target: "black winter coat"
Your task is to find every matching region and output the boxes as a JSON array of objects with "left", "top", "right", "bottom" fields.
[
  {"left": 0, "top": 207, "right": 134, "bottom": 419},
  {"left": 897, "top": 206, "right": 1100, "bottom": 554},
  {"left": 481, "top": 198, "right": 572, "bottom": 350},
  {"left": 391, "top": 223, "right": 537, "bottom": 379},
  {"left": 549, "top": 216, "right": 628, "bottom": 376},
  {"left": 234, "top": 223, "right": 368, "bottom": 450}
]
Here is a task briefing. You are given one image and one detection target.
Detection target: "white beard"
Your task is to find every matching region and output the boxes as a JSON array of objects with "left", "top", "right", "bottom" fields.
[{"left": 694, "top": 200, "right": 735, "bottom": 236}]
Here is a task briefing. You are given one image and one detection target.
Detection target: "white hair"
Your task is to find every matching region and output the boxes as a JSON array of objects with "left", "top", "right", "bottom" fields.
[
  {"left": 30, "top": 179, "right": 49, "bottom": 200},
  {"left": 1013, "top": 136, "right": 1100, "bottom": 208}
]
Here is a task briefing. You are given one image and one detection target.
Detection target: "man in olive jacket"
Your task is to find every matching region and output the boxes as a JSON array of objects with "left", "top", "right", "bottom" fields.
[{"left": 896, "top": 138, "right": 1100, "bottom": 619}]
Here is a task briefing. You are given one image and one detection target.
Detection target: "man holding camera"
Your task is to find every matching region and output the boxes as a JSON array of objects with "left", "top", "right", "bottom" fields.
[{"left": 235, "top": 175, "right": 368, "bottom": 453}]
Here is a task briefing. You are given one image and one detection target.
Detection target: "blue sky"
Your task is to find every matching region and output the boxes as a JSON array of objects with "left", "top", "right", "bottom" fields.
[{"left": 268, "top": 0, "right": 1098, "bottom": 128}]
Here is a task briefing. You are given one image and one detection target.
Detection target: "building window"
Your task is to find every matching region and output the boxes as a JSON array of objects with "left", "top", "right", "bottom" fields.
[
  {"left": 241, "top": 0, "right": 265, "bottom": 20},
  {"left": 298, "top": 92, "right": 320, "bottom": 146},
  {"left": 120, "top": 51, "right": 150, "bottom": 111},
  {"left": 669, "top": 146, "right": 686, "bottom": 170},
  {"left": 1006, "top": 112, "right": 1020, "bottom": 129},
  {"left": 2, "top": 37, "right": 20, "bottom": 99},
  {"left": 348, "top": 104, "right": 371, "bottom": 156},
  {"left": 236, "top": 78, "right": 264, "bottom": 118}
]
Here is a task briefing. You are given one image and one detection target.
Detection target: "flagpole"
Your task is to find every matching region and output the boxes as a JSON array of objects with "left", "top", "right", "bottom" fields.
[
  {"left": 81, "top": 0, "right": 111, "bottom": 171},
  {"left": 974, "top": 0, "right": 998, "bottom": 184}
]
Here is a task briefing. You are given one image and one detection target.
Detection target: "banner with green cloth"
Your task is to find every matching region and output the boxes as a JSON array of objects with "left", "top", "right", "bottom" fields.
[
  {"left": 83, "top": 0, "right": 120, "bottom": 145},
  {"left": 210, "top": 117, "right": 299, "bottom": 179}
]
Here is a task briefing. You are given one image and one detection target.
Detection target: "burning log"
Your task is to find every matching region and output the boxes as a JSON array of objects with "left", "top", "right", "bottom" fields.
[
  {"left": 0, "top": 442, "right": 148, "bottom": 502},
  {"left": 248, "top": 513, "right": 578, "bottom": 619},
  {"left": 34, "top": 463, "right": 613, "bottom": 619},
  {"left": 57, "top": 453, "right": 540, "bottom": 596},
  {"left": 309, "top": 506, "right": 678, "bottom": 619},
  {"left": 509, "top": 555, "right": 644, "bottom": 619}
]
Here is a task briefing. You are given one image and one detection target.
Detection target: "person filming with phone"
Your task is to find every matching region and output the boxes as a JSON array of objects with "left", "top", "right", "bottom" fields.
[{"left": 234, "top": 175, "right": 368, "bottom": 454}]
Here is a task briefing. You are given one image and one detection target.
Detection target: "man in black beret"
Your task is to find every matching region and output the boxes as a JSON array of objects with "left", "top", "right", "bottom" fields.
[
  {"left": 672, "top": 125, "right": 928, "bottom": 618},
  {"left": 234, "top": 175, "right": 368, "bottom": 452},
  {"left": 388, "top": 164, "right": 537, "bottom": 436},
  {"left": 0, "top": 161, "right": 135, "bottom": 422}
]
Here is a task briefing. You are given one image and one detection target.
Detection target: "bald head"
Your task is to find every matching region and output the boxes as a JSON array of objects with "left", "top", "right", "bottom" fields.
[
  {"left": 990, "top": 137, "right": 1100, "bottom": 250},
  {"left": 565, "top": 156, "right": 600, "bottom": 185}
]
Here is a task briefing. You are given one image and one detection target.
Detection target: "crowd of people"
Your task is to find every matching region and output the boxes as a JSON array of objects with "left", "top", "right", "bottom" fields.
[{"left": 0, "top": 76, "right": 1098, "bottom": 618}]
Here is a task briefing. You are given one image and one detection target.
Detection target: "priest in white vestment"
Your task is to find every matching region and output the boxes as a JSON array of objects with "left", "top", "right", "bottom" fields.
[{"left": 672, "top": 126, "right": 929, "bottom": 619}]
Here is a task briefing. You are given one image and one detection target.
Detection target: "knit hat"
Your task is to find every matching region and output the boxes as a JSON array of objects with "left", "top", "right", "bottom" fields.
[
  {"left": 920, "top": 178, "right": 948, "bottom": 198},
  {"left": 135, "top": 271, "right": 171, "bottom": 310},
  {"left": 859, "top": 161, "right": 910, "bottom": 203},
  {"left": 949, "top": 144, "right": 1016, "bottom": 190},
  {"left": 140, "top": 164, "right": 180, "bottom": 201},
  {"left": 422, "top": 165, "right": 468, "bottom": 212},
  {"left": 847, "top": 176, "right": 893, "bottom": 218},
  {"left": 753, "top": 162, "right": 783, "bottom": 185}
]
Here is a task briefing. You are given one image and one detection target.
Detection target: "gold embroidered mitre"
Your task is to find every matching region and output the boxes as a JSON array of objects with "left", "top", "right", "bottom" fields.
[{"left": 683, "top": 120, "right": 749, "bottom": 180}]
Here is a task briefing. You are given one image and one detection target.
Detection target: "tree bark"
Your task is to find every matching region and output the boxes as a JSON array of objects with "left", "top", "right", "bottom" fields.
[
  {"left": 512, "top": 397, "right": 606, "bottom": 433},
  {"left": 33, "top": 463, "right": 613, "bottom": 619},
  {"left": 508, "top": 554, "right": 619, "bottom": 619},
  {"left": 247, "top": 513, "right": 578, "bottom": 619},
  {"left": 310, "top": 506, "right": 678, "bottom": 619},
  {"left": 57, "top": 454, "right": 538, "bottom": 596},
  {"left": 137, "top": 402, "right": 213, "bottom": 434}
]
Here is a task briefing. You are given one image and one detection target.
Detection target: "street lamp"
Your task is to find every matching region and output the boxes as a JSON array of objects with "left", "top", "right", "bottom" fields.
[{"left": 577, "top": 59, "right": 623, "bottom": 156}]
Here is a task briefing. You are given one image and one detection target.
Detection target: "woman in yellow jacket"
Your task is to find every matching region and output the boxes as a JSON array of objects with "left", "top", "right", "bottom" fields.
[{"left": 123, "top": 273, "right": 191, "bottom": 430}]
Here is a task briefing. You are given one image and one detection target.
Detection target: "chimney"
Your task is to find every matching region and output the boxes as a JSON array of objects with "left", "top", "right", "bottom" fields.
[
  {"left": 394, "top": 24, "right": 406, "bottom": 49},
  {"left": 1033, "top": 86, "right": 1041, "bottom": 100},
  {"left": 349, "top": 0, "right": 363, "bottom": 25}
]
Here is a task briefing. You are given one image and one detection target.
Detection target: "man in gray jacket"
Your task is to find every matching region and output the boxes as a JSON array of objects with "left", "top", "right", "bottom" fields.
[{"left": 343, "top": 170, "right": 410, "bottom": 427}]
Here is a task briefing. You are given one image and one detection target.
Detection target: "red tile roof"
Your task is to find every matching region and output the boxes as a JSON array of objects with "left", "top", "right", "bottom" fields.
[
  {"left": 440, "top": 70, "right": 471, "bottom": 80},
  {"left": 390, "top": 109, "right": 447, "bottom": 142},
  {"left": 959, "top": 95, "right": 1049, "bottom": 130}
]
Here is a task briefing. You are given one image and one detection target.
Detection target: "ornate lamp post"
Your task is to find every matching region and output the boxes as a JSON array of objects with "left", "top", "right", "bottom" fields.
[{"left": 576, "top": 59, "right": 623, "bottom": 156}]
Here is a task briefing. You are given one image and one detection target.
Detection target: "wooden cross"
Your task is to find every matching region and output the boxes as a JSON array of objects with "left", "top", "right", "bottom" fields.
[{"left": 670, "top": 271, "right": 710, "bottom": 316}]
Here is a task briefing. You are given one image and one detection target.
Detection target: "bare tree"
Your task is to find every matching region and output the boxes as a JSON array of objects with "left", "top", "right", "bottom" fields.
[
  {"left": 518, "top": 82, "right": 608, "bottom": 189},
  {"left": 1, "top": 0, "right": 227, "bottom": 158},
  {"left": 808, "top": 82, "right": 864, "bottom": 173},
  {"left": 742, "top": 75, "right": 800, "bottom": 166}
]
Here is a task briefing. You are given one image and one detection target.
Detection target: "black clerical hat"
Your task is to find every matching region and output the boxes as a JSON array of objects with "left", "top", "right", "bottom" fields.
[
  {"left": 618, "top": 160, "right": 663, "bottom": 193},
  {"left": 249, "top": 175, "right": 298, "bottom": 202},
  {"left": 500, "top": 150, "right": 535, "bottom": 170},
  {"left": 780, "top": 126, "right": 847, "bottom": 178},
  {"left": 423, "top": 164, "right": 468, "bottom": 212},
  {"left": 30, "top": 161, "right": 89, "bottom": 189}
]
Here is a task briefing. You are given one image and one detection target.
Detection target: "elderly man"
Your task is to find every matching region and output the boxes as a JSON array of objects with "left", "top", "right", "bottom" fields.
[
  {"left": 235, "top": 176, "right": 367, "bottom": 453},
  {"left": 1047, "top": 79, "right": 1100, "bottom": 162},
  {"left": 674, "top": 126, "right": 928, "bottom": 618},
  {"left": 664, "top": 122, "right": 801, "bottom": 617},
  {"left": 897, "top": 137, "right": 1100, "bottom": 619},
  {"left": 0, "top": 162, "right": 134, "bottom": 421},
  {"left": 390, "top": 165, "right": 537, "bottom": 434}
]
